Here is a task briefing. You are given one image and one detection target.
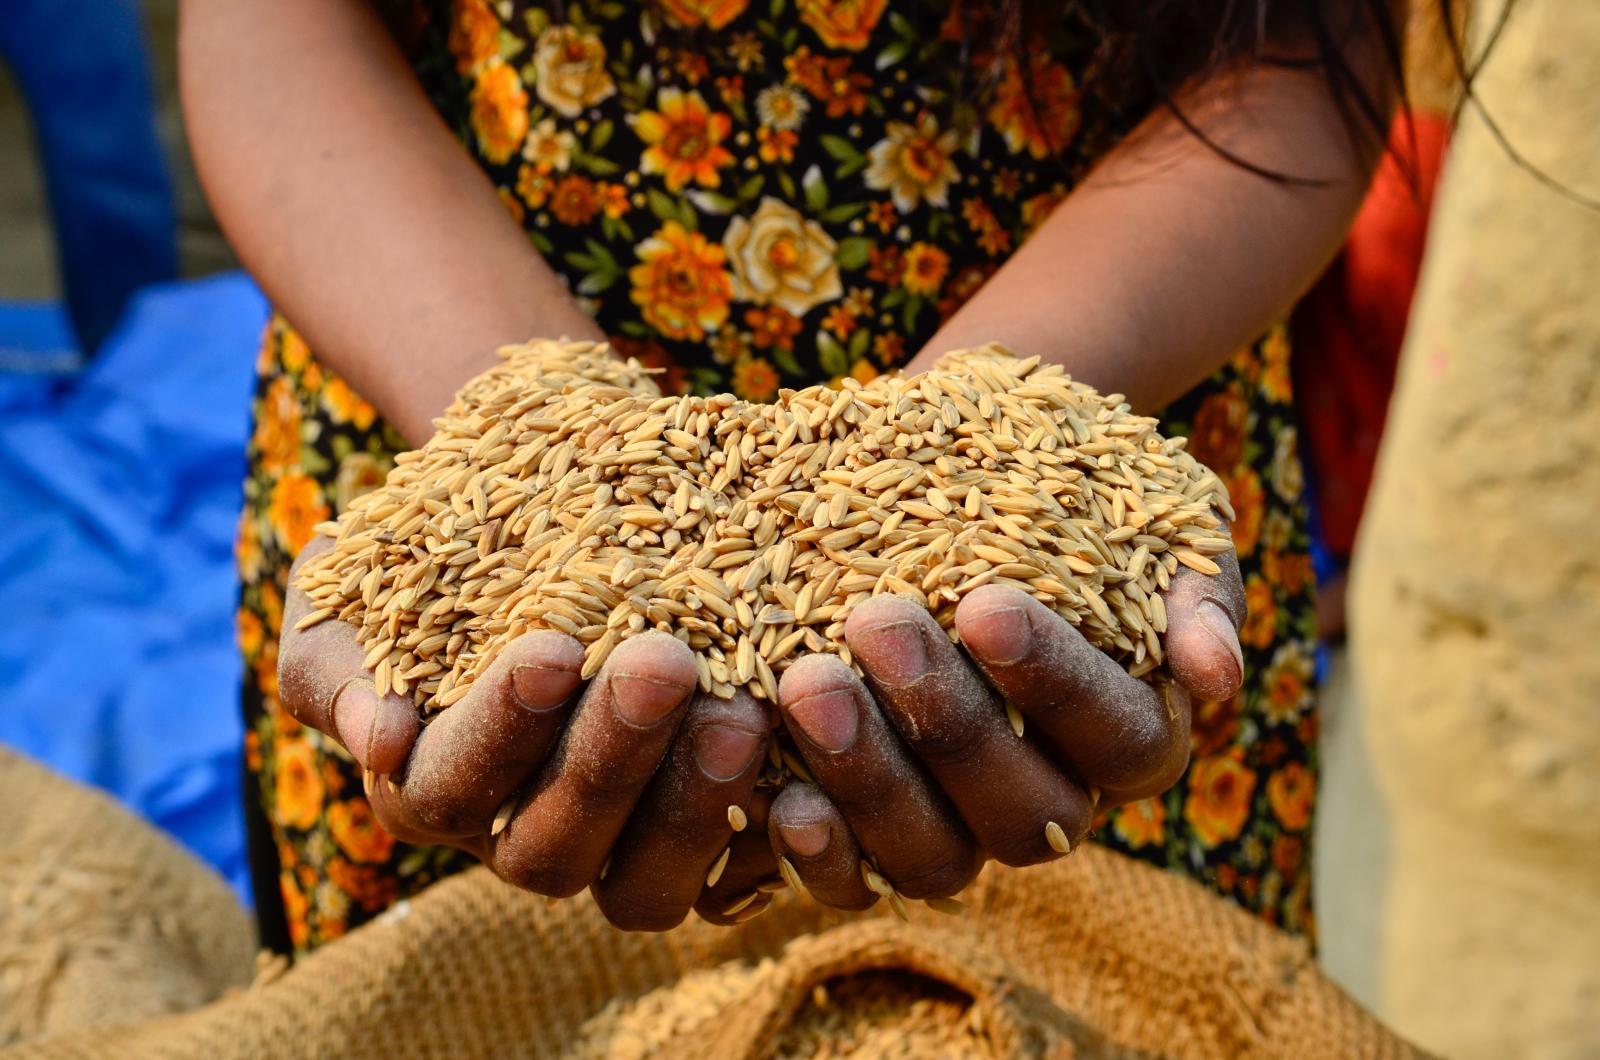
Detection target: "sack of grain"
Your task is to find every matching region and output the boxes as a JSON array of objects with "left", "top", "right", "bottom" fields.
[
  {"left": 295, "top": 339, "right": 1232, "bottom": 716},
  {"left": 0, "top": 750, "right": 1432, "bottom": 1059}
]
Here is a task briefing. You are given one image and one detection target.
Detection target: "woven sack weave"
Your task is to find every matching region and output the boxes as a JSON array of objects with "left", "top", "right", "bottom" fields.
[{"left": 0, "top": 748, "right": 1430, "bottom": 1059}]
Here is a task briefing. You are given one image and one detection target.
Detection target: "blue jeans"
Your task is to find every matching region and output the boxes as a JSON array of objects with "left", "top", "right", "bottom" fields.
[{"left": 1, "top": 0, "right": 177, "bottom": 353}]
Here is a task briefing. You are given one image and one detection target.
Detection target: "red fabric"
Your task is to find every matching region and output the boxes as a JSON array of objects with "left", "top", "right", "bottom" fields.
[{"left": 1292, "top": 114, "right": 1451, "bottom": 558}]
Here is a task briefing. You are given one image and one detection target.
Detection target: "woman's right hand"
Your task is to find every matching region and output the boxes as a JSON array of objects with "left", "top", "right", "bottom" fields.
[{"left": 279, "top": 536, "right": 776, "bottom": 931}]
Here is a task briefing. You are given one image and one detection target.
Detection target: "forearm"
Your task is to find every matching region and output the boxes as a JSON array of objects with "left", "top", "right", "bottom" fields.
[
  {"left": 180, "top": 0, "right": 602, "bottom": 445},
  {"left": 911, "top": 61, "right": 1393, "bottom": 410}
]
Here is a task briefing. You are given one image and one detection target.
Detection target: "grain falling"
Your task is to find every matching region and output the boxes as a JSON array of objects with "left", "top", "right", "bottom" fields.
[{"left": 296, "top": 337, "right": 1233, "bottom": 779}]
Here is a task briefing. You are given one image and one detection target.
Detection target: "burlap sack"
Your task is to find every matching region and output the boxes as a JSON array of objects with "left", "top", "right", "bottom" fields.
[
  {"left": 0, "top": 748, "right": 1430, "bottom": 1059},
  {"left": 0, "top": 749, "right": 255, "bottom": 1046}
]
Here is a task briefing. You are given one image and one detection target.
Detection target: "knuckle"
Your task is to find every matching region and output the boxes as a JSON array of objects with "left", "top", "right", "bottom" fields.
[
  {"left": 1092, "top": 721, "right": 1186, "bottom": 795},
  {"left": 886, "top": 851, "right": 980, "bottom": 900},
  {"left": 491, "top": 845, "right": 589, "bottom": 898},
  {"left": 572, "top": 755, "right": 658, "bottom": 812},
  {"left": 404, "top": 794, "right": 481, "bottom": 838},
  {"left": 595, "top": 885, "right": 691, "bottom": 932},
  {"left": 899, "top": 708, "right": 990, "bottom": 771}
]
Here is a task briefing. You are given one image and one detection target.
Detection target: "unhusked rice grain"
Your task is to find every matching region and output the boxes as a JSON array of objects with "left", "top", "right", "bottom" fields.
[{"left": 295, "top": 337, "right": 1233, "bottom": 771}]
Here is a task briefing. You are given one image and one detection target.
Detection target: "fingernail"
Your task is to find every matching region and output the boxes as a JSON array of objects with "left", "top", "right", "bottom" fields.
[
  {"left": 787, "top": 688, "right": 859, "bottom": 753},
  {"left": 331, "top": 678, "right": 377, "bottom": 768},
  {"left": 1197, "top": 601, "right": 1244, "bottom": 685},
  {"left": 609, "top": 672, "right": 687, "bottom": 727},
  {"left": 778, "top": 820, "right": 830, "bottom": 858},
  {"left": 694, "top": 724, "right": 764, "bottom": 781},
  {"left": 512, "top": 664, "right": 579, "bottom": 712},
  {"left": 963, "top": 604, "right": 1032, "bottom": 665},
  {"left": 853, "top": 619, "right": 928, "bottom": 689}
]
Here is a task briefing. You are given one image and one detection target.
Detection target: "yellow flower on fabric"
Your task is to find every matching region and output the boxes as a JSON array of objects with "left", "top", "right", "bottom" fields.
[
  {"left": 1259, "top": 326, "right": 1293, "bottom": 401},
  {"left": 757, "top": 127, "right": 798, "bottom": 163},
  {"left": 797, "top": 0, "right": 886, "bottom": 50},
  {"left": 1241, "top": 575, "right": 1277, "bottom": 651},
  {"left": 469, "top": 61, "right": 529, "bottom": 164},
  {"left": 322, "top": 376, "right": 377, "bottom": 431},
  {"left": 1185, "top": 752, "right": 1257, "bottom": 848},
  {"left": 635, "top": 88, "right": 735, "bottom": 191},
  {"left": 599, "top": 182, "right": 632, "bottom": 218},
  {"left": 988, "top": 54, "right": 1080, "bottom": 159},
  {"left": 531, "top": 26, "right": 616, "bottom": 118},
  {"left": 268, "top": 472, "right": 329, "bottom": 554},
  {"left": 900, "top": 241, "right": 949, "bottom": 296},
  {"left": 1271, "top": 428, "right": 1304, "bottom": 502},
  {"left": 864, "top": 114, "right": 959, "bottom": 214},
  {"left": 236, "top": 513, "right": 264, "bottom": 584},
  {"left": 274, "top": 738, "right": 325, "bottom": 832},
  {"left": 755, "top": 84, "right": 809, "bottom": 131},
  {"left": 334, "top": 453, "right": 389, "bottom": 512},
  {"left": 447, "top": 0, "right": 501, "bottom": 74},
  {"left": 237, "top": 608, "right": 264, "bottom": 663},
  {"left": 1262, "top": 642, "right": 1315, "bottom": 725},
  {"left": 723, "top": 196, "right": 842, "bottom": 318},
  {"left": 517, "top": 164, "right": 554, "bottom": 209},
  {"left": 1267, "top": 762, "right": 1315, "bottom": 832},
  {"left": 1112, "top": 797, "right": 1166, "bottom": 849},
  {"left": 1224, "top": 467, "right": 1264, "bottom": 557},
  {"left": 279, "top": 327, "right": 311, "bottom": 373},
  {"left": 252, "top": 376, "right": 302, "bottom": 475},
  {"left": 523, "top": 117, "right": 577, "bottom": 172},
  {"left": 729, "top": 31, "right": 765, "bottom": 70},
  {"left": 629, "top": 221, "right": 734, "bottom": 341},
  {"left": 731, "top": 356, "right": 780, "bottom": 402},
  {"left": 328, "top": 799, "right": 396, "bottom": 864},
  {"left": 660, "top": 0, "right": 749, "bottom": 30}
]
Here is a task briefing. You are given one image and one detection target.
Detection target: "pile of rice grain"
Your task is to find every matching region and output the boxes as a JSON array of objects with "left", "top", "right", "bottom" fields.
[{"left": 294, "top": 339, "right": 1233, "bottom": 721}]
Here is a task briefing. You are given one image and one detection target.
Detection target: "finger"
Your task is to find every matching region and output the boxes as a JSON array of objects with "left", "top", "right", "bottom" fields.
[
  {"left": 371, "top": 630, "right": 584, "bottom": 839},
  {"left": 593, "top": 691, "right": 772, "bottom": 931},
  {"left": 846, "top": 595, "right": 1094, "bottom": 865},
  {"left": 955, "top": 586, "right": 1190, "bottom": 802},
  {"left": 777, "top": 653, "right": 980, "bottom": 897},
  {"left": 695, "top": 787, "right": 782, "bottom": 926},
  {"left": 767, "top": 783, "right": 876, "bottom": 911},
  {"left": 279, "top": 537, "right": 418, "bottom": 773},
  {"left": 1162, "top": 545, "right": 1247, "bottom": 702},
  {"left": 488, "top": 631, "right": 697, "bottom": 896}
]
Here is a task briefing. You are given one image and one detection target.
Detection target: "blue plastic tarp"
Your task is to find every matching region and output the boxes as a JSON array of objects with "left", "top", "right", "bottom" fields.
[{"left": 0, "top": 274, "right": 265, "bottom": 904}]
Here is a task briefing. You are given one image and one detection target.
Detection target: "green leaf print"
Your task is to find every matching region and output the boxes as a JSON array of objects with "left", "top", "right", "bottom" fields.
[
  {"left": 820, "top": 202, "right": 868, "bottom": 224},
  {"left": 772, "top": 346, "right": 803, "bottom": 376},
  {"left": 848, "top": 327, "right": 872, "bottom": 360},
  {"left": 589, "top": 119, "right": 614, "bottom": 152},
  {"left": 834, "top": 237, "right": 872, "bottom": 271},
  {"left": 647, "top": 188, "right": 694, "bottom": 228},
  {"left": 687, "top": 190, "right": 738, "bottom": 214},
  {"left": 802, "top": 165, "right": 828, "bottom": 211},
  {"left": 817, "top": 332, "right": 849, "bottom": 377}
]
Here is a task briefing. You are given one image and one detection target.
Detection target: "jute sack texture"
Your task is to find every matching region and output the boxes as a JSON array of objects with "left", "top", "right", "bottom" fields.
[{"left": 0, "top": 749, "right": 1429, "bottom": 1059}]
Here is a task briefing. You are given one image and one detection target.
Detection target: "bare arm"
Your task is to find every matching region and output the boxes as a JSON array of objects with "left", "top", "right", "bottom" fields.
[
  {"left": 180, "top": 0, "right": 603, "bottom": 444},
  {"left": 908, "top": 58, "right": 1396, "bottom": 410}
]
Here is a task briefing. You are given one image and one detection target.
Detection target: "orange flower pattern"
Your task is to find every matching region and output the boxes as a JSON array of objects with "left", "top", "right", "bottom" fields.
[
  {"left": 634, "top": 88, "right": 735, "bottom": 191},
  {"left": 239, "top": 0, "right": 1318, "bottom": 952}
]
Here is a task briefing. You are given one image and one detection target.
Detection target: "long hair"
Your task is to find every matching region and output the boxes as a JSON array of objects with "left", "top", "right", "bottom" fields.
[{"left": 989, "top": 0, "right": 1467, "bottom": 182}]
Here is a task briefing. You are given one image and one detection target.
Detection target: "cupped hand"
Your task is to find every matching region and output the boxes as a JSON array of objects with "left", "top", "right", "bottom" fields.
[
  {"left": 765, "top": 546, "right": 1246, "bottom": 908},
  {"left": 279, "top": 536, "right": 775, "bottom": 931}
]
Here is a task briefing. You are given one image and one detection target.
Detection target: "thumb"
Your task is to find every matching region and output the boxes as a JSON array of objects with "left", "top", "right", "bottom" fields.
[
  {"left": 279, "top": 538, "right": 420, "bottom": 774},
  {"left": 1160, "top": 545, "right": 1247, "bottom": 703}
]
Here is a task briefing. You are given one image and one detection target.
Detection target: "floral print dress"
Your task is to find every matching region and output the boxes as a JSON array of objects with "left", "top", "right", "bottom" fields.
[{"left": 237, "top": 0, "right": 1321, "bottom": 954}]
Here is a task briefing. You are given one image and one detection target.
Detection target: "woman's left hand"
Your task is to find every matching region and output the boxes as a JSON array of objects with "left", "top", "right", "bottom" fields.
[{"left": 696, "top": 550, "right": 1245, "bottom": 916}]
